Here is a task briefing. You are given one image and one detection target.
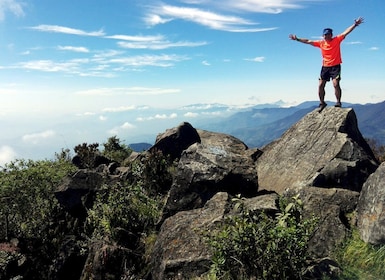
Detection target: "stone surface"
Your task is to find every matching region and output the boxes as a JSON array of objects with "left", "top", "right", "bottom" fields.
[
  {"left": 285, "top": 187, "right": 359, "bottom": 258},
  {"left": 150, "top": 122, "right": 201, "bottom": 160},
  {"left": 256, "top": 107, "right": 378, "bottom": 194},
  {"left": 151, "top": 192, "right": 228, "bottom": 280},
  {"left": 357, "top": 162, "right": 385, "bottom": 245},
  {"left": 160, "top": 129, "right": 260, "bottom": 221}
]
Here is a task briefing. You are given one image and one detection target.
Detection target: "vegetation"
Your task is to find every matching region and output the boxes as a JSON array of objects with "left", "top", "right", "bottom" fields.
[
  {"left": 0, "top": 157, "right": 76, "bottom": 241},
  {"left": 334, "top": 230, "right": 385, "bottom": 280},
  {"left": 205, "top": 195, "right": 318, "bottom": 280},
  {"left": 102, "top": 136, "right": 133, "bottom": 164},
  {"left": 73, "top": 136, "right": 133, "bottom": 168},
  {"left": 0, "top": 155, "right": 77, "bottom": 276}
]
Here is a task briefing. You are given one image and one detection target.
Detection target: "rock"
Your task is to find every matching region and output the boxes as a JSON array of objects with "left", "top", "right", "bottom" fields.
[
  {"left": 150, "top": 122, "right": 201, "bottom": 160},
  {"left": 81, "top": 240, "right": 134, "bottom": 280},
  {"left": 257, "top": 107, "right": 378, "bottom": 194},
  {"left": 54, "top": 170, "right": 104, "bottom": 219},
  {"left": 357, "top": 162, "right": 385, "bottom": 245},
  {"left": 151, "top": 192, "right": 228, "bottom": 280},
  {"left": 160, "top": 129, "right": 260, "bottom": 221},
  {"left": 284, "top": 187, "right": 359, "bottom": 258}
]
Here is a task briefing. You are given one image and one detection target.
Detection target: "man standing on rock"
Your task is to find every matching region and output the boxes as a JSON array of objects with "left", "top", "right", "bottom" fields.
[{"left": 289, "top": 17, "right": 364, "bottom": 110}]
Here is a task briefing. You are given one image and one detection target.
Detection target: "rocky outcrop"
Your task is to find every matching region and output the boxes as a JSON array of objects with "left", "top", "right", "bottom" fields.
[
  {"left": 5, "top": 107, "right": 383, "bottom": 280},
  {"left": 357, "top": 162, "right": 385, "bottom": 245},
  {"left": 160, "top": 129, "right": 261, "bottom": 222},
  {"left": 256, "top": 107, "right": 378, "bottom": 194}
]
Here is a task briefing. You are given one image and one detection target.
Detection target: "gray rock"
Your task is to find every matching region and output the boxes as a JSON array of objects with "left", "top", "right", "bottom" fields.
[
  {"left": 285, "top": 187, "right": 359, "bottom": 258},
  {"left": 257, "top": 107, "right": 378, "bottom": 194},
  {"left": 150, "top": 122, "right": 201, "bottom": 160},
  {"left": 54, "top": 170, "right": 104, "bottom": 219},
  {"left": 357, "top": 162, "right": 385, "bottom": 245},
  {"left": 151, "top": 192, "right": 228, "bottom": 280},
  {"left": 160, "top": 129, "right": 260, "bottom": 221}
]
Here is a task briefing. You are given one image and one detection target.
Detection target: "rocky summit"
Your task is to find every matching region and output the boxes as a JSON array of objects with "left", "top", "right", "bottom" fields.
[{"left": 2, "top": 106, "right": 385, "bottom": 279}]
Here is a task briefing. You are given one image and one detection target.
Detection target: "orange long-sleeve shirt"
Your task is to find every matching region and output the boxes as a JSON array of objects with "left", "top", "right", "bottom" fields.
[{"left": 312, "top": 35, "right": 345, "bottom": 67}]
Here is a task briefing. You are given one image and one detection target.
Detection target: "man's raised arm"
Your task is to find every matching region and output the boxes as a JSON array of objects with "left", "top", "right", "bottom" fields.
[{"left": 341, "top": 17, "right": 364, "bottom": 37}]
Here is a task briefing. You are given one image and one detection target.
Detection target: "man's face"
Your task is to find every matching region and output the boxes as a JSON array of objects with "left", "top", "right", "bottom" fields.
[{"left": 323, "top": 33, "right": 333, "bottom": 41}]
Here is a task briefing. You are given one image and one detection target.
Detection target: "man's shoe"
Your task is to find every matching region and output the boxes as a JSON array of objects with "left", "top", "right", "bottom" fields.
[
  {"left": 318, "top": 102, "right": 327, "bottom": 112},
  {"left": 335, "top": 103, "right": 342, "bottom": 107}
]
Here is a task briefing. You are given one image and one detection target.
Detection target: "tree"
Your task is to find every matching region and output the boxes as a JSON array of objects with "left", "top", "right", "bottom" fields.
[{"left": 102, "top": 136, "right": 132, "bottom": 164}]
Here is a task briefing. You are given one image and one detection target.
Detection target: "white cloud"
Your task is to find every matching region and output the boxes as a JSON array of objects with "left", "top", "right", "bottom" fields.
[
  {"left": 16, "top": 59, "right": 82, "bottom": 73},
  {"left": 102, "top": 105, "right": 137, "bottom": 112},
  {"left": 106, "top": 34, "right": 165, "bottom": 42},
  {"left": 0, "top": 145, "right": 17, "bottom": 165},
  {"left": 108, "top": 54, "right": 189, "bottom": 67},
  {"left": 58, "top": 45, "right": 90, "bottom": 53},
  {"left": 369, "top": 47, "right": 379, "bottom": 51},
  {"left": 22, "top": 130, "right": 56, "bottom": 144},
  {"left": 219, "top": 0, "right": 304, "bottom": 13},
  {"left": 29, "top": 24, "right": 105, "bottom": 36},
  {"left": 184, "top": 112, "right": 199, "bottom": 117},
  {"left": 244, "top": 56, "right": 265, "bottom": 62},
  {"left": 146, "top": 4, "right": 278, "bottom": 32},
  {"left": 117, "top": 40, "right": 207, "bottom": 50},
  {"left": 77, "top": 87, "right": 181, "bottom": 96},
  {"left": 136, "top": 113, "right": 178, "bottom": 121},
  {"left": 108, "top": 122, "right": 135, "bottom": 134},
  {"left": 202, "top": 60, "right": 211, "bottom": 66},
  {"left": 0, "top": 0, "right": 24, "bottom": 21}
]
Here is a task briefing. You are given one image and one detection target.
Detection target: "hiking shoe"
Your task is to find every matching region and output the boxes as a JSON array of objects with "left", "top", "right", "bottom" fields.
[
  {"left": 334, "top": 103, "right": 342, "bottom": 107},
  {"left": 318, "top": 102, "right": 327, "bottom": 112}
]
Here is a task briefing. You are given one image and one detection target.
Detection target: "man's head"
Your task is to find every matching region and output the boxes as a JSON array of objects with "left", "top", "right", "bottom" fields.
[{"left": 323, "top": 28, "right": 333, "bottom": 40}]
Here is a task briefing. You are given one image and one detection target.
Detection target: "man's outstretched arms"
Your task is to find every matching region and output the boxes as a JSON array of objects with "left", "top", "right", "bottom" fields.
[
  {"left": 341, "top": 17, "right": 364, "bottom": 37},
  {"left": 289, "top": 34, "right": 313, "bottom": 44}
]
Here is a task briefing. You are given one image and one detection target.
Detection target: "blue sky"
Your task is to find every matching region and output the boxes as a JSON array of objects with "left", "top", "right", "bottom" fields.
[{"left": 0, "top": 0, "right": 384, "bottom": 164}]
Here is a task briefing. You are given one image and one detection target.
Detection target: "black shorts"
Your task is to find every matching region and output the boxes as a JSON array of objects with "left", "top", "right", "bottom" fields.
[{"left": 319, "top": 64, "right": 341, "bottom": 81}]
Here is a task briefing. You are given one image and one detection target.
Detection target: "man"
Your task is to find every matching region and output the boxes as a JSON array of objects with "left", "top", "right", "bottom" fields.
[{"left": 289, "top": 17, "right": 364, "bottom": 110}]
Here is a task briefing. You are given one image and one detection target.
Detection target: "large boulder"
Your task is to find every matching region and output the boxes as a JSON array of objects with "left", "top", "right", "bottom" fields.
[
  {"left": 160, "top": 129, "right": 260, "bottom": 221},
  {"left": 151, "top": 192, "right": 281, "bottom": 279},
  {"left": 150, "top": 122, "right": 201, "bottom": 160},
  {"left": 357, "top": 162, "right": 385, "bottom": 245},
  {"left": 151, "top": 192, "right": 228, "bottom": 280},
  {"left": 54, "top": 170, "right": 105, "bottom": 219},
  {"left": 256, "top": 107, "right": 378, "bottom": 194},
  {"left": 285, "top": 187, "right": 359, "bottom": 258}
]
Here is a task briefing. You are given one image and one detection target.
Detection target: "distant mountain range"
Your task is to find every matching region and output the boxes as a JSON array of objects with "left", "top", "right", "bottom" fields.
[{"left": 196, "top": 100, "right": 385, "bottom": 148}]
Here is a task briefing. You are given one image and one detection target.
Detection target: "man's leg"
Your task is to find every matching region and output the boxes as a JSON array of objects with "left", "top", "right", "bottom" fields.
[
  {"left": 333, "top": 78, "right": 342, "bottom": 106},
  {"left": 318, "top": 79, "right": 327, "bottom": 104}
]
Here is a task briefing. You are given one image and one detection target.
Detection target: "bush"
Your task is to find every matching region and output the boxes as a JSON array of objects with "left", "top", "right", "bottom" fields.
[
  {"left": 86, "top": 182, "right": 161, "bottom": 243},
  {"left": 0, "top": 158, "right": 76, "bottom": 241},
  {"left": 102, "top": 136, "right": 132, "bottom": 164},
  {"left": 205, "top": 195, "right": 317, "bottom": 280},
  {"left": 73, "top": 142, "right": 100, "bottom": 168}
]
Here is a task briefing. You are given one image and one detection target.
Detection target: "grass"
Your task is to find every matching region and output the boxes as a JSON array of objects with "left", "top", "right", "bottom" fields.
[{"left": 335, "top": 230, "right": 385, "bottom": 280}]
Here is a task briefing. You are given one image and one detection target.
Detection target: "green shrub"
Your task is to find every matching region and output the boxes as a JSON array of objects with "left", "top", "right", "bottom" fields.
[
  {"left": 0, "top": 158, "right": 76, "bottom": 241},
  {"left": 206, "top": 195, "right": 318, "bottom": 280},
  {"left": 86, "top": 183, "right": 161, "bottom": 242},
  {"left": 73, "top": 142, "right": 100, "bottom": 168},
  {"left": 102, "top": 136, "right": 132, "bottom": 164}
]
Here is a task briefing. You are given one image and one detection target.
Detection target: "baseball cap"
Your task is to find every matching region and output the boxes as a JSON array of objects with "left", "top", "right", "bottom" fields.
[{"left": 323, "top": 28, "right": 333, "bottom": 35}]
